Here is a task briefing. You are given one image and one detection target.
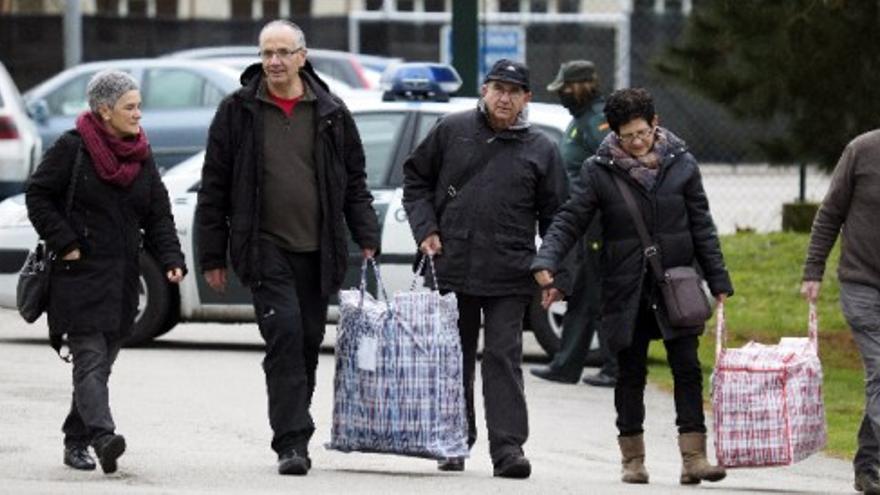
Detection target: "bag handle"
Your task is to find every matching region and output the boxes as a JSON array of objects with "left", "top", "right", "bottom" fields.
[
  {"left": 808, "top": 301, "right": 819, "bottom": 353},
  {"left": 358, "top": 257, "right": 390, "bottom": 312},
  {"left": 714, "top": 301, "right": 820, "bottom": 361},
  {"left": 611, "top": 174, "right": 666, "bottom": 282},
  {"left": 714, "top": 301, "right": 726, "bottom": 362},
  {"left": 410, "top": 253, "right": 439, "bottom": 291}
]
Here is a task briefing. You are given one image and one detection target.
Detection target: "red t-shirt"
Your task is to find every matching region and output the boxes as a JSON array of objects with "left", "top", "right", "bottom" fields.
[{"left": 269, "top": 92, "right": 302, "bottom": 117}]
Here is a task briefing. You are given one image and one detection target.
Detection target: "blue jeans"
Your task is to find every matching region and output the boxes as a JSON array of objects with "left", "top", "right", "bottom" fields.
[{"left": 840, "top": 282, "right": 880, "bottom": 475}]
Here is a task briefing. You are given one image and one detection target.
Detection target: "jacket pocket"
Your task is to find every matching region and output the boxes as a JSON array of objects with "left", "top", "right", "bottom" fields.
[
  {"left": 434, "top": 227, "right": 469, "bottom": 282},
  {"left": 228, "top": 215, "right": 252, "bottom": 276},
  {"left": 487, "top": 232, "right": 535, "bottom": 285}
]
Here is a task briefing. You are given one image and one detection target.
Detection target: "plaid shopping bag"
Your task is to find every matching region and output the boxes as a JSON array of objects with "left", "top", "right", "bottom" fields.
[
  {"left": 712, "top": 302, "right": 827, "bottom": 468},
  {"left": 327, "top": 257, "right": 468, "bottom": 460}
]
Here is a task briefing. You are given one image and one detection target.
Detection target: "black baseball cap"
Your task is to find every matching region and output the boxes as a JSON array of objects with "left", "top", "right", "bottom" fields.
[
  {"left": 546, "top": 60, "right": 597, "bottom": 92},
  {"left": 484, "top": 59, "right": 530, "bottom": 91}
]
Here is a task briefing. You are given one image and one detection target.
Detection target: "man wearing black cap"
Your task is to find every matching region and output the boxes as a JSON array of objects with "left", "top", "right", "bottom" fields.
[
  {"left": 402, "top": 59, "right": 568, "bottom": 479},
  {"left": 531, "top": 60, "right": 618, "bottom": 388}
]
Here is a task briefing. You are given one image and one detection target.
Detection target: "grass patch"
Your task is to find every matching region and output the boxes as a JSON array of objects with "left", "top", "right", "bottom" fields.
[{"left": 646, "top": 231, "right": 862, "bottom": 459}]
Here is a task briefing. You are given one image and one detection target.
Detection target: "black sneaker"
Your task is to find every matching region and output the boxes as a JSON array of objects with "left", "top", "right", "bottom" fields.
[
  {"left": 278, "top": 449, "right": 310, "bottom": 475},
  {"left": 93, "top": 434, "right": 126, "bottom": 474},
  {"left": 493, "top": 454, "right": 531, "bottom": 479},
  {"left": 63, "top": 445, "right": 96, "bottom": 471},
  {"left": 582, "top": 372, "right": 617, "bottom": 388},
  {"left": 437, "top": 457, "right": 465, "bottom": 472},
  {"left": 855, "top": 469, "right": 880, "bottom": 494},
  {"left": 530, "top": 367, "right": 579, "bottom": 384}
]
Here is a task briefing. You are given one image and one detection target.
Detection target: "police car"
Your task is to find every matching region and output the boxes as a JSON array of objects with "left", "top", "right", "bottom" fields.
[{"left": 0, "top": 64, "right": 570, "bottom": 355}]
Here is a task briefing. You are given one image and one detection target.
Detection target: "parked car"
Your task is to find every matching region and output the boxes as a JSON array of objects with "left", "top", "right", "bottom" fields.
[
  {"left": 0, "top": 67, "right": 570, "bottom": 355},
  {"left": 199, "top": 55, "right": 354, "bottom": 95},
  {"left": 0, "top": 61, "right": 42, "bottom": 202},
  {"left": 165, "top": 46, "right": 393, "bottom": 90},
  {"left": 23, "top": 58, "right": 242, "bottom": 171}
]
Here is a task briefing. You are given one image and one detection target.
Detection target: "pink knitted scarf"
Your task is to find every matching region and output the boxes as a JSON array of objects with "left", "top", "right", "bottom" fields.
[{"left": 75, "top": 111, "right": 149, "bottom": 187}]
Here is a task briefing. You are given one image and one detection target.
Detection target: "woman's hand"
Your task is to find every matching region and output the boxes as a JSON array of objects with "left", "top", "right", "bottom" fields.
[
  {"left": 533, "top": 269, "right": 554, "bottom": 288},
  {"left": 62, "top": 248, "right": 81, "bottom": 261},
  {"left": 166, "top": 267, "right": 184, "bottom": 284},
  {"left": 534, "top": 270, "right": 561, "bottom": 309}
]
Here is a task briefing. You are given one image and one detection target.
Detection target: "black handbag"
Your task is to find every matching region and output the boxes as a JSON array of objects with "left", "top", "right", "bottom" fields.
[
  {"left": 611, "top": 174, "right": 712, "bottom": 328},
  {"left": 16, "top": 150, "right": 82, "bottom": 324}
]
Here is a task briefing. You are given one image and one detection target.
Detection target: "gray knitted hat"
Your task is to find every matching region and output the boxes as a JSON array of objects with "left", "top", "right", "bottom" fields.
[{"left": 86, "top": 69, "right": 139, "bottom": 113}]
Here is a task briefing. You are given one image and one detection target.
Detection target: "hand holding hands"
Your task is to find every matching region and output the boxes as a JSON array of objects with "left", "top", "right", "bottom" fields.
[{"left": 533, "top": 270, "right": 562, "bottom": 309}]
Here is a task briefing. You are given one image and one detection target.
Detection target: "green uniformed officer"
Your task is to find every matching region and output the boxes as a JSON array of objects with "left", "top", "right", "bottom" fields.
[{"left": 530, "top": 60, "right": 617, "bottom": 386}]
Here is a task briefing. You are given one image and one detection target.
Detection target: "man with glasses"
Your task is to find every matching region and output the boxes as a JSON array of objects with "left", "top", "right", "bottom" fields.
[
  {"left": 403, "top": 59, "right": 568, "bottom": 479},
  {"left": 196, "top": 19, "right": 378, "bottom": 475}
]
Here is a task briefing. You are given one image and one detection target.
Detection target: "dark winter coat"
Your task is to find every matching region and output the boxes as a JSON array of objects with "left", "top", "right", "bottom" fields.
[
  {"left": 403, "top": 107, "right": 569, "bottom": 296},
  {"left": 26, "top": 131, "right": 185, "bottom": 338},
  {"left": 531, "top": 129, "right": 733, "bottom": 352},
  {"left": 195, "top": 63, "right": 379, "bottom": 297}
]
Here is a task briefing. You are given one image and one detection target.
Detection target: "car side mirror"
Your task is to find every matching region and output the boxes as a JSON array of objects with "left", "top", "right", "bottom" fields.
[{"left": 27, "top": 99, "right": 49, "bottom": 125}]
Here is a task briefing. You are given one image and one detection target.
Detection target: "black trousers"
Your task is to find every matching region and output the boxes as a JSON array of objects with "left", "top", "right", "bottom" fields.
[
  {"left": 615, "top": 302, "right": 706, "bottom": 436},
  {"left": 251, "top": 240, "right": 328, "bottom": 456},
  {"left": 62, "top": 332, "right": 122, "bottom": 448},
  {"left": 457, "top": 293, "right": 530, "bottom": 465},
  {"left": 548, "top": 238, "right": 617, "bottom": 379}
]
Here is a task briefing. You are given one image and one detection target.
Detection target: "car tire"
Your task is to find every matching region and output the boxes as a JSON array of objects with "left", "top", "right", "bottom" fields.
[
  {"left": 528, "top": 291, "right": 565, "bottom": 358},
  {"left": 123, "top": 253, "right": 171, "bottom": 347}
]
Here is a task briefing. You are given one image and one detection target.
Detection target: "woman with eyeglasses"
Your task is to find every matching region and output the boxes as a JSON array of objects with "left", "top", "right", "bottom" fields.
[
  {"left": 531, "top": 87, "right": 732, "bottom": 486},
  {"left": 26, "top": 69, "right": 186, "bottom": 475}
]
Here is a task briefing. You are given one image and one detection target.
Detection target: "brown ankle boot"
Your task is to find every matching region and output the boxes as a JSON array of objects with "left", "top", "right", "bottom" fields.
[
  {"left": 617, "top": 434, "right": 649, "bottom": 484},
  {"left": 678, "top": 432, "right": 726, "bottom": 484}
]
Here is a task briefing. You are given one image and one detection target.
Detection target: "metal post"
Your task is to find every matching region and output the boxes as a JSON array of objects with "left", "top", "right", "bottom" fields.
[
  {"left": 452, "top": 0, "right": 478, "bottom": 96},
  {"left": 799, "top": 162, "right": 807, "bottom": 202},
  {"left": 64, "top": 0, "right": 82, "bottom": 69}
]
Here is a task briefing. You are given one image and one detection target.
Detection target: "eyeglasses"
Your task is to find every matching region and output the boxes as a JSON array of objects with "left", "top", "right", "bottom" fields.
[
  {"left": 617, "top": 127, "right": 654, "bottom": 144},
  {"left": 258, "top": 47, "right": 304, "bottom": 60}
]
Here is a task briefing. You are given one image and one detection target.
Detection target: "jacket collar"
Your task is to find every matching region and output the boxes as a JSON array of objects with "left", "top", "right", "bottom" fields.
[
  {"left": 236, "top": 61, "right": 340, "bottom": 118},
  {"left": 475, "top": 100, "right": 531, "bottom": 140}
]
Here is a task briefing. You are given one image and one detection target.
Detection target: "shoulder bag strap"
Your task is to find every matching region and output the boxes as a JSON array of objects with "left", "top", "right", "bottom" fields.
[
  {"left": 64, "top": 148, "right": 83, "bottom": 217},
  {"left": 412, "top": 140, "right": 494, "bottom": 273},
  {"left": 611, "top": 173, "right": 665, "bottom": 281},
  {"left": 435, "top": 139, "right": 495, "bottom": 218}
]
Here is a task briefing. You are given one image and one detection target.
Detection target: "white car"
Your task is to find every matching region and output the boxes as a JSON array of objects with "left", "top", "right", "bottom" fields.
[
  {"left": 0, "top": 90, "right": 571, "bottom": 353},
  {"left": 0, "top": 61, "right": 42, "bottom": 202}
]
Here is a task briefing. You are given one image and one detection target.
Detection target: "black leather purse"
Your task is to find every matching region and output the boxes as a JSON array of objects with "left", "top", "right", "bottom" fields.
[
  {"left": 16, "top": 151, "right": 82, "bottom": 324},
  {"left": 612, "top": 173, "right": 712, "bottom": 328}
]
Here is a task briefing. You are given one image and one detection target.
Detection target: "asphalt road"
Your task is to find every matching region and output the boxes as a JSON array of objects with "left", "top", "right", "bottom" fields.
[{"left": 0, "top": 308, "right": 854, "bottom": 494}]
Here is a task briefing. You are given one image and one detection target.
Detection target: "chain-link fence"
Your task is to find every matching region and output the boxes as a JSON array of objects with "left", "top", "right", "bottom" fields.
[
  {"left": 349, "top": 7, "right": 830, "bottom": 234},
  {"left": 0, "top": 3, "right": 832, "bottom": 233}
]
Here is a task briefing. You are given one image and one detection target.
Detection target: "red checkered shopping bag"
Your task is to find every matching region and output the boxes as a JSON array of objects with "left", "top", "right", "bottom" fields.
[{"left": 711, "top": 302, "right": 826, "bottom": 467}]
